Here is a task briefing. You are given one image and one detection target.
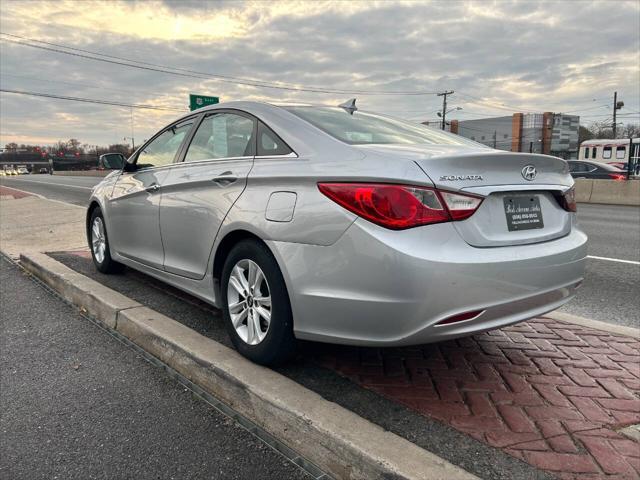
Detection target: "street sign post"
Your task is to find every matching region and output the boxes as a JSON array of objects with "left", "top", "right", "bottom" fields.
[{"left": 189, "top": 94, "right": 219, "bottom": 111}]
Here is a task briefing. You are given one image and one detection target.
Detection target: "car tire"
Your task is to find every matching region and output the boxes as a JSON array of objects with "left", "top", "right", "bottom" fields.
[
  {"left": 221, "top": 239, "right": 296, "bottom": 365},
  {"left": 88, "top": 207, "right": 124, "bottom": 274}
]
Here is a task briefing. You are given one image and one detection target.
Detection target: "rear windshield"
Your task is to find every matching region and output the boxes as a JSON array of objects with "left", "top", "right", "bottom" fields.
[{"left": 285, "top": 106, "right": 483, "bottom": 147}]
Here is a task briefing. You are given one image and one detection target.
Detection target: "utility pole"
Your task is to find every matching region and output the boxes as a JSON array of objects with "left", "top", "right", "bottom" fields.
[
  {"left": 612, "top": 91, "right": 624, "bottom": 138},
  {"left": 437, "top": 90, "right": 454, "bottom": 130},
  {"left": 613, "top": 92, "right": 618, "bottom": 138},
  {"left": 493, "top": 130, "right": 497, "bottom": 148}
]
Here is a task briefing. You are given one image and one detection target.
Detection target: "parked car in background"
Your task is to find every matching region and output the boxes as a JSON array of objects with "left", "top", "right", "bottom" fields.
[
  {"left": 16, "top": 166, "right": 29, "bottom": 175},
  {"left": 87, "top": 101, "right": 587, "bottom": 365},
  {"left": 39, "top": 168, "right": 48, "bottom": 174},
  {"left": 567, "top": 160, "right": 627, "bottom": 180}
]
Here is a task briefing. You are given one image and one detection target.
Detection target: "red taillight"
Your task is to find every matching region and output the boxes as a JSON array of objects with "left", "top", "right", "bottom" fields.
[
  {"left": 560, "top": 187, "right": 577, "bottom": 212},
  {"left": 608, "top": 173, "right": 626, "bottom": 181},
  {"left": 317, "top": 183, "right": 482, "bottom": 230}
]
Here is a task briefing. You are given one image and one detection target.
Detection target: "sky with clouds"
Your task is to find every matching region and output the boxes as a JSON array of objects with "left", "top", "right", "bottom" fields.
[{"left": 0, "top": 0, "right": 638, "bottom": 147}]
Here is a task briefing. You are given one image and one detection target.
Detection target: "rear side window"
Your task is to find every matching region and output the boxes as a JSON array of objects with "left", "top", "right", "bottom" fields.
[
  {"left": 616, "top": 146, "right": 626, "bottom": 159},
  {"left": 257, "top": 122, "right": 293, "bottom": 156},
  {"left": 603, "top": 146, "right": 612, "bottom": 159},
  {"left": 569, "top": 162, "right": 588, "bottom": 173},
  {"left": 184, "top": 113, "right": 255, "bottom": 162}
]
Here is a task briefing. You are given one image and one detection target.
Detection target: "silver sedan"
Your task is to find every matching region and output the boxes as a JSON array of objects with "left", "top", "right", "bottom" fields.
[{"left": 87, "top": 101, "right": 587, "bottom": 365}]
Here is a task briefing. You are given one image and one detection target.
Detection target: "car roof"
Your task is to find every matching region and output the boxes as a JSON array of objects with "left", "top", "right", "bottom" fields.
[{"left": 159, "top": 100, "right": 360, "bottom": 160}]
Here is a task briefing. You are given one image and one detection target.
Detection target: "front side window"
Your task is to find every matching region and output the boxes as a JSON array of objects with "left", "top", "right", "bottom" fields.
[
  {"left": 137, "top": 120, "right": 193, "bottom": 169},
  {"left": 603, "top": 146, "right": 612, "bottom": 159},
  {"left": 616, "top": 146, "right": 626, "bottom": 159},
  {"left": 184, "top": 113, "right": 255, "bottom": 162},
  {"left": 285, "top": 106, "right": 483, "bottom": 147},
  {"left": 584, "top": 147, "right": 590, "bottom": 159}
]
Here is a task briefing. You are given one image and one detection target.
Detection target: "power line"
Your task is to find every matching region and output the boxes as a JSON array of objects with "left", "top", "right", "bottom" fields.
[
  {"left": 0, "top": 72, "right": 177, "bottom": 99},
  {"left": 456, "top": 91, "right": 537, "bottom": 113},
  {"left": 456, "top": 92, "right": 618, "bottom": 116},
  {"left": 0, "top": 88, "right": 187, "bottom": 111},
  {"left": 0, "top": 32, "right": 438, "bottom": 96},
  {"left": 562, "top": 104, "right": 609, "bottom": 114}
]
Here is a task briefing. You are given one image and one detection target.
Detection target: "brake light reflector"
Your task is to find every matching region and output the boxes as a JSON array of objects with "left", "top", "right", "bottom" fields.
[
  {"left": 560, "top": 187, "right": 577, "bottom": 212},
  {"left": 318, "top": 183, "right": 483, "bottom": 229},
  {"left": 608, "top": 173, "right": 626, "bottom": 181}
]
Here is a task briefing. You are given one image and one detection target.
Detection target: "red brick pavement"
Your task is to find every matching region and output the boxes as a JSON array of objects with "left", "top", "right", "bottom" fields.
[
  {"left": 0, "top": 185, "right": 34, "bottom": 199},
  {"left": 315, "top": 317, "right": 640, "bottom": 479}
]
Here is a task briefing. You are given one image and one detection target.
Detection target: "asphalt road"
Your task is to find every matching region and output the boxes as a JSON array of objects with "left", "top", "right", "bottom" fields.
[
  {"left": 0, "top": 256, "right": 312, "bottom": 480},
  {"left": 558, "top": 203, "right": 639, "bottom": 328},
  {"left": 0, "top": 174, "right": 98, "bottom": 206},
  {"left": 1, "top": 174, "right": 638, "bottom": 327}
]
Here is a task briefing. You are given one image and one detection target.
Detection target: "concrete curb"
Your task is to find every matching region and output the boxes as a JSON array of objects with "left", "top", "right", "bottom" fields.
[
  {"left": 20, "top": 252, "right": 477, "bottom": 480},
  {"left": 53, "top": 170, "right": 110, "bottom": 177},
  {"left": 546, "top": 311, "right": 639, "bottom": 339}
]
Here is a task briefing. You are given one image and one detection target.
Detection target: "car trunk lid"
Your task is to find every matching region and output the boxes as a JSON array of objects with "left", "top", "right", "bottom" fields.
[{"left": 356, "top": 144, "right": 573, "bottom": 247}]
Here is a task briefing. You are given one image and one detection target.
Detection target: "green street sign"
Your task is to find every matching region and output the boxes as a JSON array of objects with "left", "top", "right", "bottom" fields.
[{"left": 189, "top": 94, "right": 219, "bottom": 111}]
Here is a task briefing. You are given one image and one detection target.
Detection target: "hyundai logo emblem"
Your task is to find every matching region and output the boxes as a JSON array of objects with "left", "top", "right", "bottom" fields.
[{"left": 521, "top": 165, "right": 537, "bottom": 181}]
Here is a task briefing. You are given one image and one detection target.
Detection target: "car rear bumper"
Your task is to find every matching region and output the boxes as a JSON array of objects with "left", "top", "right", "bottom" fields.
[{"left": 268, "top": 218, "right": 587, "bottom": 346}]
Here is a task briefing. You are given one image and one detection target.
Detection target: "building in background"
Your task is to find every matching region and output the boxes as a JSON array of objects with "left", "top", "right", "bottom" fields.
[{"left": 425, "top": 113, "right": 580, "bottom": 159}]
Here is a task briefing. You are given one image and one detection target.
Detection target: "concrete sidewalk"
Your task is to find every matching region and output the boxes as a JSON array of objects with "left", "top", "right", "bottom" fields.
[
  {"left": 0, "top": 189, "right": 87, "bottom": 259},
  {"left": 0, "top": 256, "right": 313, "bottom": 480}
]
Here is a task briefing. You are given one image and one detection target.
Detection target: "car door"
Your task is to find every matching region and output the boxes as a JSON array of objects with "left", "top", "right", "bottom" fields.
[
  {"left": 159, "top": 111, "right": 256, "bottom": 279},
  {"left": 107, "top": 118, "right": 196, "bottom": 269}
]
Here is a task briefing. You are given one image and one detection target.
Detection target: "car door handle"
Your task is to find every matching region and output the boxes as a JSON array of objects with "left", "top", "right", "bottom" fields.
[
  {"left": 146, "top": 183, "right": 160, "bottom": 192},
  {"left": 211, "top": 171, "right": 238, "bottom": 186}
]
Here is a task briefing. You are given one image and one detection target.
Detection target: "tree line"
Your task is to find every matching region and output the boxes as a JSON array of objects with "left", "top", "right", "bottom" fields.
[
  {"left": 578, "top": 123, "right": 640, "bottom": 144},
  {"left": 3, "top": 139, "right": 133, "bottom": 157}
]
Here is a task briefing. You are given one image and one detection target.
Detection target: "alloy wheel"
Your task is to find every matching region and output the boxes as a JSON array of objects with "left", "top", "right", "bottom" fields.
[
  {"left": 226, "top": 259, "right": 272, "bottom": 345},
  {"left": 91, "top": 216, "right": 106, "bottom": 264}
]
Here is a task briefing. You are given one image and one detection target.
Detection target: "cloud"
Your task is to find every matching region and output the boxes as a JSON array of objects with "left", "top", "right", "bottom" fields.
[{"left": 0, "top": 0, "right": 638, "bottom": 146}]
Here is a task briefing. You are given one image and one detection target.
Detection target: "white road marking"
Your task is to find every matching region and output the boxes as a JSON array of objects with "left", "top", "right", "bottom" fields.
[
  {"left": 0, "top": 183, "right": 85, "bottom": 208},
  {"left": 2, "top": 178, "right": 93, "bottom": 190},
  {"left": 587, "top": 255, "right": 640, "bottom": 266}
]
